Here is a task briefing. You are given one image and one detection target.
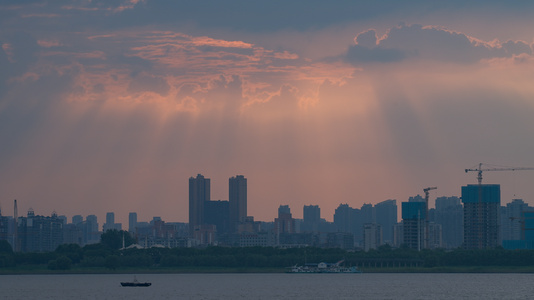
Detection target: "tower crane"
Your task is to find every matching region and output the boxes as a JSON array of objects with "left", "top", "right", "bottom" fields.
[
  {"left": 423, "top": 186, "right": 437, "bottom": 212},
  {"left": 421, "top": 187, "right": 437, "bottom": 250},
  {"left": 465, "top": 163, "right": 534, "bottom": 185}
]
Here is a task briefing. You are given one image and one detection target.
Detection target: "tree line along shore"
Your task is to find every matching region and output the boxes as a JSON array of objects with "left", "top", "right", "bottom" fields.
[{"left": 2, "top": 230, "right": 534, "bottom": 274}]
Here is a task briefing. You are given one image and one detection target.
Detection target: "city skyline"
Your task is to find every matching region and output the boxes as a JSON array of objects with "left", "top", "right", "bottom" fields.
[
  {"left": 2, "top": 2, "right": 534, "bottom": 225},
  {"left": 0, "top": 168, "right": 532, "bottom": 227},
  {"left": 0, "top": 171, "right": 531, "bottom": 226}
]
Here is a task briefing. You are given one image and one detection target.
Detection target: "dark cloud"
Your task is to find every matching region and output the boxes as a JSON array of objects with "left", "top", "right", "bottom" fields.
[
  {"left": 346, "top": 44, "right": 405, "bottom": 63},
  {"left": 111, "top": 54, "right": 154, "bottom": 75},
  {"left": 5, "top": 0, "right": 534, "bottom": 34},
  {"left": 1, "top": 32, "right": 40, "bottom": 75},
  {"left": 502, "top": 40, "right": 532, "bottom": 56},
  {"left": 355, "top": 30, "right": 378, "bottom": 48},
  {"left": 346, "top": 24, "right": 534, "bottom": 64}
]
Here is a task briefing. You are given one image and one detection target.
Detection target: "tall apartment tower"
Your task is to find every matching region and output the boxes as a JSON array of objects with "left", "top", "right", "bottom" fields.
[
  {"left": 303, "top": 205, "right": 320, "bottom": 232},
  {"left": 275, "top": 205, "right": 295, "bottom": 234},
  {"left": 462, "top": 184, "right": 500, "bottom": 249},
  {"left": 402, "top": 201, "right": 427, "bottom": 250},
  {"left": 72, "top": 215, "right": 83, "bottom": 225},
  {"left": 103, "top": 212, "right": 121, "bottom": 231},
  {"left": 84, "top": 214, "right": 99, "bottom": 245},
  {"left": 229, "top": 175, "right": 247, "bottom": 233},
  {"left": 375, "top": 199, "right": 397, "bottom": 245},
  {"left": 189, "top": 174, "right": 211, "bottom": 235},
  {"left": 103, "top": 212, "right": 113, "bottom": 231},
  {"left": 128, "top": 212, "right": 138, "bottom": 233},
  {"left": 434, "top": 196, "right": 463, "bottom": 248},
  {"left": 106, "top": 212, "right": 114, "bottom": 225},
  {"left": 501, "top": 199, "right": 529, "bottom": 241}
]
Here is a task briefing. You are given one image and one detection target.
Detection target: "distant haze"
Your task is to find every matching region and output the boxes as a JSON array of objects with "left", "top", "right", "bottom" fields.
[{"left": 2, "top": 1, "right": 534, "bottom": 225}]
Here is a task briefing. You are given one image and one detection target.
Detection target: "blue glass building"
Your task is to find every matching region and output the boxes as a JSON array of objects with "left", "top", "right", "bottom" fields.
[{"left": 402, "top": 202, "right": 427, "bottom": 250}]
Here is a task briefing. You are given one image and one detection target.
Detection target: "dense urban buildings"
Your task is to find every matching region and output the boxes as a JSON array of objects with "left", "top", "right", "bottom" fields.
[
  {"left": 2, "top": 173, "right": 534, "bottom": 252},
  {"left": 16, "top": 209, "right": 64, "bottom": 252}
]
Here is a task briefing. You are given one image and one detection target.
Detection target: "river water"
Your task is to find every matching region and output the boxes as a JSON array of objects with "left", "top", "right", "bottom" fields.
[{"left": 1, "top": 273, "right": 532, "bottom": 299}]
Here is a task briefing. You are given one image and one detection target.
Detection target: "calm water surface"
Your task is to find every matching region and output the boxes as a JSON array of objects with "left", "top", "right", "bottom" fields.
[{"left": 1, "top": 273, "right": 533, "bottom": 299}]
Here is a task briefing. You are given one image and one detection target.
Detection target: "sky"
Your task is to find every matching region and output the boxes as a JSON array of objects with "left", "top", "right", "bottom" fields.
[{"left": 2, "top": 1, "right": 534, "bottom": 225}]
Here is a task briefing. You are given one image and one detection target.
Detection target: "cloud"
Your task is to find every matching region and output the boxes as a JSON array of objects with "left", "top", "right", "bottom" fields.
[
  {"left": 3, "top": 1, "right": 534, "bottom": 223},
  {"left": 127, "top": 72, "right": 170, "bottom": 96},
  {"left": 346, "top": 24, "right": 533, "bottom": 64}
]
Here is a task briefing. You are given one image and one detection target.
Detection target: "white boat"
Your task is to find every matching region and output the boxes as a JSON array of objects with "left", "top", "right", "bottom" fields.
[{"left": 289, "top": 260, "right": 362, "bottom": 273}]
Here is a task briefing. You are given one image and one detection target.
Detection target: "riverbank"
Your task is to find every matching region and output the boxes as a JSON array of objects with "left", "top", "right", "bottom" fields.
[{"left": 3, "top": 265, "right": 534, "bottom": 275}]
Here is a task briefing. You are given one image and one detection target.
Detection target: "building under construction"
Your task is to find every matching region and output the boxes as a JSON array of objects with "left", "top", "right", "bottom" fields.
[
  {"left": 402, "top": 201, "right": 426, "bottom": 250},
  {"left": 461, "top": 184, "right": 500, "bottom": 249}
]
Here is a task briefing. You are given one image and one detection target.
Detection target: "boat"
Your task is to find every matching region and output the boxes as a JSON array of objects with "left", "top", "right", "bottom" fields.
[
  {"left": 120, "top": 276, "right": 151, "bottom": 287},
  {"left": 288, "top": 260, "right": 362, "bottom": 273}
]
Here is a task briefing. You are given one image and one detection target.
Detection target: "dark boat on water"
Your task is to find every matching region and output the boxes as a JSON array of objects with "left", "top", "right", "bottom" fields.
[{"left": 120, "top": 276, "right": 151, "bottom": 287}]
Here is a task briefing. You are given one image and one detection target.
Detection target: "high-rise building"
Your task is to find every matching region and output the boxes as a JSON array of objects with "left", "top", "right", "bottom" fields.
[
  {"left": 275, "top": 205, "right": 295, "bottom": 235},
  {"left": 83, "top": 214, "right": 100, "bottom": 245},
  {"left": 375, "top": 199, "right": 397, "bottom": 245},
  {"left": 303, "top": 205, "right": 320, "bottom": 233},
  {"left": 106, "top": 212, "right": 114, "bottom": 225},
  {"left": 462, "top": 184, "right": 500, "bottom": 249},
  {"left": 229, "top": 175, "right": 247, "bottom": 233},
  {"left": 0, "top": 210, "right": 9, "bottom": 245},
  {"left": 204, "top": 200, "right": 230, "bottom": 235},
  {"left": 363, "top": 223, "right": 382, "bottom": 251},
  {"left": 333, "top": 204, "right": 362, "bottom": 246},
  {"left": 402, "top": 201, "right": 426, "bottom": 250},
  {"left": 427, "top": 222, "right": 443, "bottom": 249},
  {"left": 501, "top": 199, "right": 529, "bottom": 241},
  {"left": 17, "top": 210, "right": 64, "bottom": 252},
  {"left": 72, "top": 215, "right": 83, "bottom": 225},
  {"left": 189, "top": 174, "right": 210, "bottom": 236},
  {"left": 334, "top": 204, "right": 354, "bottom": 233},
  {"left": 434, "top": 196, "right": 463, "bottom": 248},
  {"left": 103, "top": 212, "right": 121, "bottom": 231},
  {"left": 129, "top": 212, "right": 138, "bottom": 233},
  {"left": 522, "top": 210, "right": 534, "bottom": 241},
  {"left": 361, "top": 204, "right": 375, "bottom": 224}
]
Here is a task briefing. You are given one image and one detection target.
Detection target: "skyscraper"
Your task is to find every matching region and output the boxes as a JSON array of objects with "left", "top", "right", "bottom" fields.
[
  {"left": 129, "top": 212, "right": 137, "bottom": 233},
  {"left": 229, "top": 175, "right": 247, "bottom": 233},
  {"left": 375, "top": 199, "right": 397, "bottom": 245},
  {"left": 72, "top": 215, "right": 83, "bottom": 225},
  {"left": 189, "top": 174, "right": 210, "bottom": 236},
  {"left": 303, "top": 205, "right": 320, "bottom": 232},
  {"left": 103, "top": 212, "right": 121, "bottom": 231},
  {"left": 84, "top": 214, "right": 99, "bottom": 245},
  {"left": 434, "top": 196, "right": 463, "bottom": 248},
  {"left": 462, "top": 184, "right": 500, "bottom": 249},
  {"left": 334, "top": 204, "right": 355, "bottom": 233},
  {"left": 106, "top": 212, "right": 114, "bottom": 225}
]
